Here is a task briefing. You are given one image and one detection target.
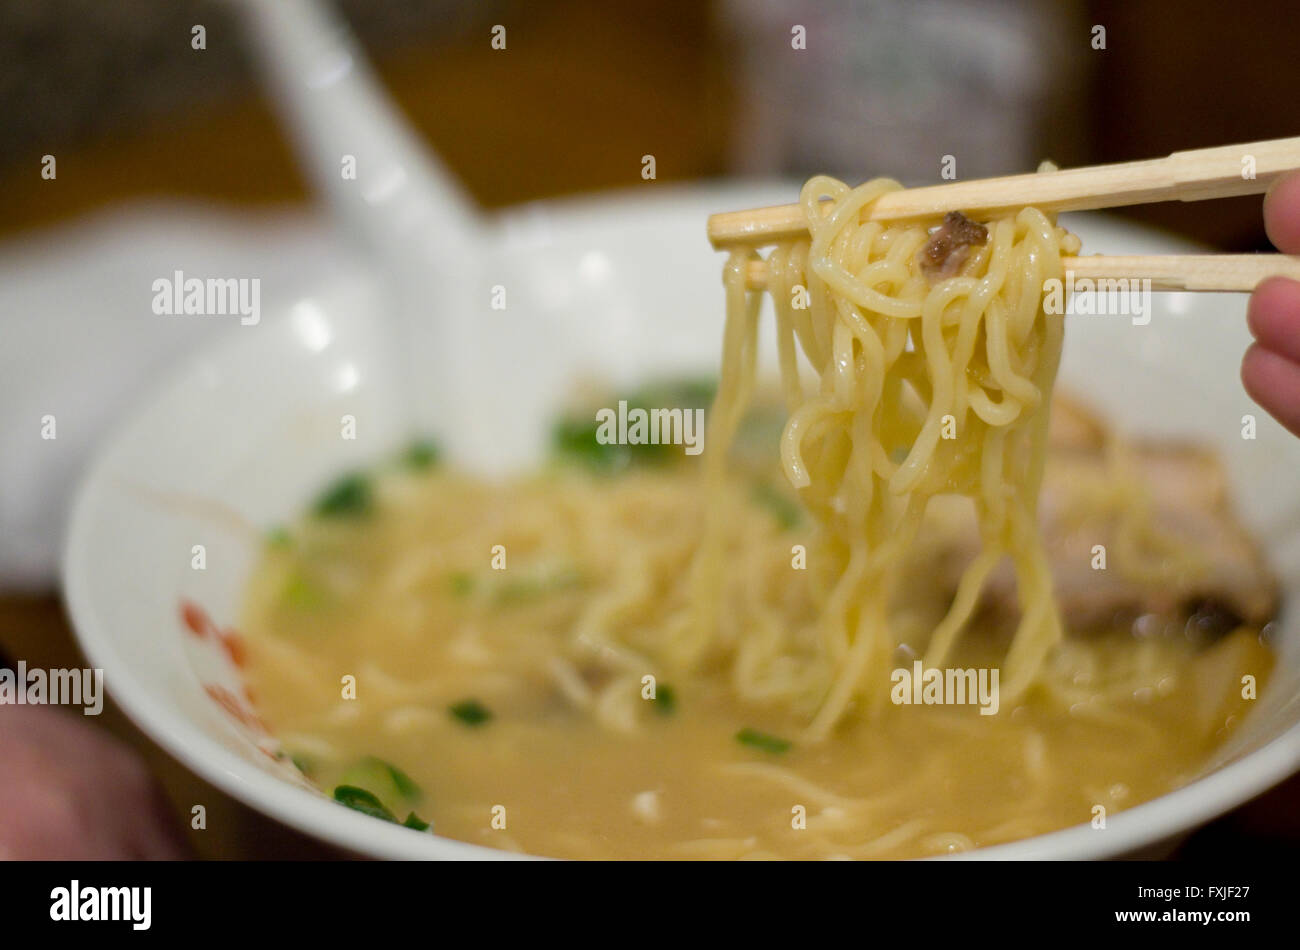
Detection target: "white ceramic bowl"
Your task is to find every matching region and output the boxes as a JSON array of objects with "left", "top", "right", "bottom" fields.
[{"left": 63, "top": 185, "right": 1300, "bottom": 859}]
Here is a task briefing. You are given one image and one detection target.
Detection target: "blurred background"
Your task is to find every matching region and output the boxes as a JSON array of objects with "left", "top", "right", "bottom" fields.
[
  {"left": 2, "top": 0, "right": 1299, "bottom": 857},
  {"left": 6, "top": 0, "right": 1300, "bottom": 244}
]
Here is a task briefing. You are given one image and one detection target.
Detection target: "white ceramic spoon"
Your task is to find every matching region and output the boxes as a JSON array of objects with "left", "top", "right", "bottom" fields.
[
  {"left": 0, "top": 0, "right": 490, "bottom": 588},
  {"left": 233, "top": 0, "right": 489, "bottom": 447}
]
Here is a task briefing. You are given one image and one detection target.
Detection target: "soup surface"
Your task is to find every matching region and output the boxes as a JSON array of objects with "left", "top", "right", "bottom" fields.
[{"left": 240, "top": 387, "right": 1274, "bottom": 858}]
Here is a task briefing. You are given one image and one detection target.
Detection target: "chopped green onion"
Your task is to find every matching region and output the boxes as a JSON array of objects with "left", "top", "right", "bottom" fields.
[
  {"left": 653, "top": 684, "right": 677, "bottom": 715},
  {"left": 550, "top": 418, "right": 635, "bottom": 472},
  {"left": 337, "top": 757, "right": 422, "bottom": 808},
  {"left": 623, "top": 378, "right": 717, "bottom": 413},
  {"left": 402, "top": 439, "right": 441, "bottom": 471},
  {"left": 450, "top": 699, "right": 493, "bottom": 726},
  {"left": 333, "top": 786, "right": 397, "bottom": 822},
  {"left": 736, "top": 727, "right": 791, "bottom": 754},
  {"left": 549, "top": 378, "right": 720, "bottom": 473},
  {"left": 333, "top": 786, "right": 431, "bottom": 832},
  {"left": 448, "top": 571, "right": 476, "bottom": 597},
  {"left": 549, "top": 417, "right": 676, "bottom": 472},
  {"left": 313, "top": 472, "right": 373, "bottom": 517}
]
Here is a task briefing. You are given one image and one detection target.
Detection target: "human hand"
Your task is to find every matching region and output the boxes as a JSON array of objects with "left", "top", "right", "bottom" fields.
[
  {"left": 1242, "top": 172, "right": 1300, "bottom": 437},
  {"left": 0, "top": 703, "right": 191, "bottom": 859}
]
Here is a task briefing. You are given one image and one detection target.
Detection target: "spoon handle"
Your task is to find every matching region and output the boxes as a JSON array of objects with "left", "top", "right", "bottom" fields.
[{"left": 232, "top": 0, "right": 481, "bottom": 263}]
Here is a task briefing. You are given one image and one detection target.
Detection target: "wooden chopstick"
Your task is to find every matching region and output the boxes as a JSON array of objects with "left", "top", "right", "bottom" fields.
[
  {"left": 741, "top": 254, "right": 1300, "bottom": 294},
  {"left": 709, "top": 137, "right": 1300, "bottom": 249}
]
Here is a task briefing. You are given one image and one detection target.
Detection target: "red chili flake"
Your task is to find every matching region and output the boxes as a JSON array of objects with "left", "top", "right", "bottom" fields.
[
  {"left": 180, "top": 600, "right": 212, "bottom": 638},
  {"left": 220, "top": 630, "right": 248, "bottom": 669}
]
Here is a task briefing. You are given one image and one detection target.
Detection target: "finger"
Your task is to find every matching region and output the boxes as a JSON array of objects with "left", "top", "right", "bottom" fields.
[
  {"left": 1246, "top": 276, "right": 1300, "bottom": 364},
  {"left": 1263, "top": 171, "right": 1300, "bottom": 254},
  {"left": 1241, "top": 343, "right": 1300, "bottom": 437}
]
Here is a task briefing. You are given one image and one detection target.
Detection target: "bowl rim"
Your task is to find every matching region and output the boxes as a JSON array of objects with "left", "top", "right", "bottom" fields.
[
  {"left": 60, "top": 383, "right": 520, "bottom": 861},
  {"left": 64, "top": 476, "right": 1300, "bottom": 859},
  {"left": 60, "top": 183, "right": 1300, "bottom": 860}
]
